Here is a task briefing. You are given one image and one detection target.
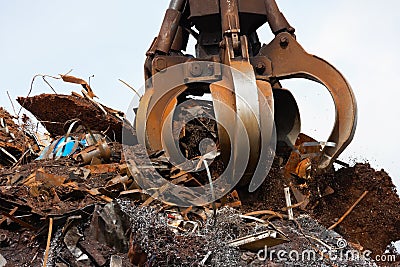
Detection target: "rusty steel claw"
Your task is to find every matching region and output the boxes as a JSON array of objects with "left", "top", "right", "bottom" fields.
[{"left": 260, "top": 32, "right": 357, "bottom": 169}]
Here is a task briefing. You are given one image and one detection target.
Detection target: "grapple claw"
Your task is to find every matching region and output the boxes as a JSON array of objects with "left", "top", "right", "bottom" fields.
[
  {"left": 134, "top": 0, "right": 357, "bottom": 205},
  {"left": 260, "top": 32, "right": 357, "bottom": 170}
]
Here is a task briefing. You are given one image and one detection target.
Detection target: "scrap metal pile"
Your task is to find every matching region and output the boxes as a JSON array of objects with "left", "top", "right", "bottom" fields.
[
  {"left": 1, "top": 0, "right": 400, "bottom": 266},
  {"left": 0, "top": 86, "right": 399, "bottom": 266}
]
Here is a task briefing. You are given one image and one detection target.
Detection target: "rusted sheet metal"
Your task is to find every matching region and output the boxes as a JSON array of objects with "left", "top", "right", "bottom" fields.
[
  {"left": 61, "top": 75, "right": 96, "bottom": 98},
  {"left": 228, "top": 229, "right": 289, "bottom": 251},
  {"left": 283, "top": 133, "right": 325, "bottom": 180},
  {"left": 17, "top": 94, "right": 133, "bottom": 143},
  {"left": 85, "top": 163, "right": 119, "bottom": 175},
  {"left": 35, "top": 168, "right": 66, "bottom": 187}
]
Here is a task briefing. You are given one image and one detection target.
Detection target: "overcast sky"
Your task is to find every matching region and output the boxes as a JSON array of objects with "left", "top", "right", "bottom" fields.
[{"left": 0, "top": 1, "right": 399, "bottom": 190}]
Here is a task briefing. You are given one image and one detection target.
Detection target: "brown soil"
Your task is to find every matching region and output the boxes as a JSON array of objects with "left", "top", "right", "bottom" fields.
[
  {"left": 239, "top": 161, "right": 400, "bottom": 258},
  {"left": 312, "top": 164, "right": 400, "bottom": 256}
]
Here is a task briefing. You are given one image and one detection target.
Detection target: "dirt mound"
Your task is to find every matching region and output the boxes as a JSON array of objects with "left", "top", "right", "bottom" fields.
[
  {"left": 313, "top": 164, "right": 400, "bottom": 256},
  {"left": 240, "top": 161, "right": 400, "bottom": 258}
]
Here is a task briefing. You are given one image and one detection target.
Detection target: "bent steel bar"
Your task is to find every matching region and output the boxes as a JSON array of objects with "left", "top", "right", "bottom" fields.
[{"left": 259, "top": 32, "right": 357, "bottom": 170}]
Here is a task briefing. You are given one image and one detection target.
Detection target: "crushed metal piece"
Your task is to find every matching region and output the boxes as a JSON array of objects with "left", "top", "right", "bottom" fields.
[
  {"left": 35, "top": 168, "right": 66, "bottom": 187},
  {"left": 61, "top": 74, "right": 96, "bottom": 99},
  {"left": 227, "top": 230, "right": 289, "bottom": 251},
  {"left": 79, "top": 238, "right": 108, "bottom": 266},
  {"left": 109, "top": 255, "right": 123, "bottom": 267},
  {"left": 73, "top": 140, "right": 111, "bottom": 165},
  {"left": 64, "top": 226, "right": 88, "bottom": 261},
  {"left": 199, "top": 251, "right": 212, "bottom": 265},
  {"left": 0, "top": 254, "right": 6, "bottom": 267},
  {"left": 284, "top": 187, "right": 294, "bottom": 220},
  {"left": 89, "top": 202, "right": 130, "bottom": 253}
]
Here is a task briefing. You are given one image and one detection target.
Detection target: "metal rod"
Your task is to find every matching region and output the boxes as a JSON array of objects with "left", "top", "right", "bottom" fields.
[
  {"left": 264, "top": 0, "right": 294, "bottom": 35},
  {"left": 169, "top": 0, "right": 186, "bottom": 11},
  {"left": 220, "top": 0, "right": 240, "bottom": 33},
  {"left": 152, "top": 1, "right": 186, "bottom": 54},
  {"left": 284, "top": 187, "right": 294, "bottom": 220}
]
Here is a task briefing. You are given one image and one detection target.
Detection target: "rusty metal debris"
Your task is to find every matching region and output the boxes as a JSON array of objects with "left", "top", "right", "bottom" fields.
[
  {"left": 90, "top": 202, "right": 131, "bottom": 253},
  {"left": 228, "top": 229, "right": 289, "bottom": 252},
  {"left": 1, "top": 80, "right": 397, "bottom": 266},
  {"left": 0, "top": 94, "right": 399, "bottom": 265},
  {"left": 0, "top": 107, "right": 39, "bottom": 168},
  {"left": 0, "top": 254, "right": 6, "bottom": 267},
  {"left": 60, "top": 74, "right": 97, "bottom": 99},
  {"left": 1, "top": 0, "right": 400, "bottom": 266},
  {"left": 73, "top": 139, "right": 111, "bottom": 165},
  {"left": 17, "top": 93, "right": 134, "bottom": 143},
  {"left": 284, "top": 187, "right": 294, "bottom": 220}
]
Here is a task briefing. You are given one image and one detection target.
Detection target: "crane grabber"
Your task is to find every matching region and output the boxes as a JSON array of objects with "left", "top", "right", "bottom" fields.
[{"left": 136, "top": 0, "right": 357, "bottom": 193}]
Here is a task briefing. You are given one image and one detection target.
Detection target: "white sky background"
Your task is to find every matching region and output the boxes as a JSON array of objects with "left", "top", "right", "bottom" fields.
[{"left": 0, "top": 0, "right": 399, "bottom": 191}]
